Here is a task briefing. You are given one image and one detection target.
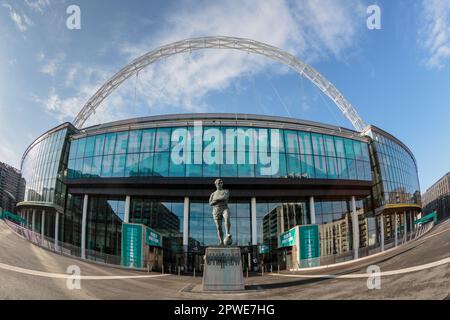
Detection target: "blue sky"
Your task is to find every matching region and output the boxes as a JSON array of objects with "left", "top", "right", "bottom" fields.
[{"left": 0, "top": 0, "right": 449, "bottom": 192}]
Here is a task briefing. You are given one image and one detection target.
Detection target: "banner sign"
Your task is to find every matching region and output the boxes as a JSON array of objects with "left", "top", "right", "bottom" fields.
[
  {"left": 145, "top": 226, "right": 162, "bottom": 247},
  {"left": 299, "top": 225, "right": 320, "bottom": 268},
  {"left": 121, "top": 223, "right": 143, "bottom": 268},
  {"left": 279, "top": 227, "right": 297, "bottom": 248}
]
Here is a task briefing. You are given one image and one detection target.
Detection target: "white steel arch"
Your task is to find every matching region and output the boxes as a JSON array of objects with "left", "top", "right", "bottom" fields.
[{"left": 73, "top": 36, "right": 367, "bottom": 131}]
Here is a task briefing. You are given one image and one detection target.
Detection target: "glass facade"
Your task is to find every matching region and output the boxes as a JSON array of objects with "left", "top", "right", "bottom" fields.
[
  {"left": 21, "top": 127, "right": 71, "bottom": 207},
  {"left": 189, "top": 200, "right": 251, "bottom": 247},
  {"left": 367, "top": 129, "right": 421, "bottom": 207},
  {"left": 17, "top": 117, "right": 423, "bottom": 270},
  {"left": 67, "top": 126, "right": 372, "bottom": 181},
  {"left": 130, "top": 199, "right": 184, "bottom": 264},
  {"left": 86, "top": 196, "right": 124, "bottom": 256},
  {"left": 256, "top": 199, "right": 367, "bottom": 262}
]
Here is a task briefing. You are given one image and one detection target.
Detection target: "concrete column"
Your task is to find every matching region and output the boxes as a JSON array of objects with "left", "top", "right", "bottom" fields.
[
  {"left": 394, "top": 212, "right": 398, "bottom": 247},
  {"left": 251, "top": 197, "right": 257, "bottom": 246},
  {"left": 309, "top": 196, "right": 316, "bottom": 225},
  {"left": 403, "top": 211, "right": 407, "bottom": 242},
  {"left": 351, "top": 196, "right": 359, "bottom": 259},
  {"left": 124, "top": 195, "right": 131, "bottom": 223},
  {"left": 409, "top": 211, "right": 414, "bottom": 240},
  {"left": 183, "top": 197, "right": 189, "bottom": 247},
  {"left": 41, "top": 210, "right": 46, "bottom": 244},
  {"left": 81, "top": 194, "right": 88, "bottom": 259},
  {"left": 55, "top": 211, "right": 60, "bottom": 250},
  {"left": 183, "top": 196, "right": 189, "bottom": 267},
  {"left": 32, "top": 209, "right": 36, "bottom": 232},
  {"left": 380, "top": 214, "right": 385, "bottom": 251}
]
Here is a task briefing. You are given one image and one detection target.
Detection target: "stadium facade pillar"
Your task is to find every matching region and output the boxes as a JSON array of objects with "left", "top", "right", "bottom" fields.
[
  {"left": 380, "top": 213, "right": 385, "bottom": 251},
  {"left": 124, "top": 195, "right": 130, "bottom": 223},
  {"left": 351, "top": 196, "right": 359, "bottom": 259},
  {"left": 183, "top": 197, "right": 189, "bottom": 267},
  {"left": 310, "top": 196, "right": 316, "bottom": 225},
  {"left": 41, "top": 210, "right": 46, "bottom": 244},
  {"left": 251, "top": 197, "right": 257, "bottom": 246},
  {"left": 410, "top": 211, "right": 414, "bottom": 240},
  {"left": 32, "top": 209, "right": 36, "bottom": 232},
  {"left": 55, "top": 211, "right": 59, "bottom": 250},
  {"left": 403, "top": 211, "right": 407, "bottom": 242},
  {"left": 81, "top": 194, "right": 88, "bottom": 259},
  {"left": 394, "top": 212, "right": 398, "bottom": 247}
]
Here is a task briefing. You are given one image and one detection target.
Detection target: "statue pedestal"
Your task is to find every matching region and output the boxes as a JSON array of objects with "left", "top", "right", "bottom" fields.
[{"left": 202, "top": 246, "right": 245, "bottom": 291}]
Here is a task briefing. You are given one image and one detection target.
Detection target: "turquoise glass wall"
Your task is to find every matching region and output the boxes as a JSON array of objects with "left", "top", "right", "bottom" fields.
[{"left": 67, "top": 126, "right": 372, "bottom": 181}]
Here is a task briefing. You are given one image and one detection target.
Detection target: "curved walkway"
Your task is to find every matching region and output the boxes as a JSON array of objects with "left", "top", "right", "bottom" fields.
[{"left": 1, "top": 219, "right": 449, "bottom": 299}]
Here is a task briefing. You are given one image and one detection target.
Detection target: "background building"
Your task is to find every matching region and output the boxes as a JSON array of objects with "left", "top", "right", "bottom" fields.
[
  {"left": 422, "top": 172, "right": 450, "bottom": 221},
  {"left": 0, "top": 161, "right": 25, "bottom": 213}
]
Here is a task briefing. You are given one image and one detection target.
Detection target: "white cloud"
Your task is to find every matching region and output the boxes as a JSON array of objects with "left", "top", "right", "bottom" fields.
[
  {"left": 2, "top": 3, "right": 33, "bottom": 32},
  {"left": 40, "top": 60, "right": 58, "bottom": 76},
  {"left": 420, "top": 0, "right": 450, "bottom": 69},
  {"left": 39, "top": 54, "right": 65, "bottom": 77},
  {"left": 113, "top": 0, "right": 365, "bottom": 125},
  {"left": 24, "top": 0, "right": 51, "bottom": 14},
  {"left": 36, "top": 0, "right": 366, "bottom": 127}
]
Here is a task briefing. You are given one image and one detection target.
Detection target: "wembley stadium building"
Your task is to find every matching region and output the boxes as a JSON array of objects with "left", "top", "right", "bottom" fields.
[{"left": 14, "top": 37, "right": 422, "bottom": 271}]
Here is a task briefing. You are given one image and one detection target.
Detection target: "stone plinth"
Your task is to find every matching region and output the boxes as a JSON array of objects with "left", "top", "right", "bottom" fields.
[{"left": 202, "top": 246, "right": 245, "bottom": 291}]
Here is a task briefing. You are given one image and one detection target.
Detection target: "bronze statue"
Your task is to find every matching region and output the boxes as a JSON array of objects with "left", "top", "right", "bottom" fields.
[{"left": 209, "top": 179, "right": 232, "bottom": 246}]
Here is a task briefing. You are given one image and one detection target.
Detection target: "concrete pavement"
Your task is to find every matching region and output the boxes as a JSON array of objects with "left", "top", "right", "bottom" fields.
[{"left": 0, "top": 219, "right": 449, "bottom": 299}]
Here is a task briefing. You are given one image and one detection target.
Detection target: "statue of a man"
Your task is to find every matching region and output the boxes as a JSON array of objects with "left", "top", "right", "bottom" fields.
[{"left": 209, "top": 179, "right": 232, "bottom": 246}]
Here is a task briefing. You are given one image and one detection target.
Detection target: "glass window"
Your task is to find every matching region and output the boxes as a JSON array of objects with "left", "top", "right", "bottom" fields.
[
  {"left": 203, "top": 161, "right": 220, "bottom": 177},
  {"left": 186, "top": 152, "right": 203, "bottom": 177},
  {"left": 84, "top": 136, "right": 95, "bottom": 158},
  {"left": 74, "top": 158, "right": 83, "bottom": 178},
  {"left": 344, "top": 138, "right": 355, "bottom": 159},
  {"left": 300, "top": 153, "right": 315, "bottom": 178},
  {"left": 353, "top": 140, "right": 363, "bottom": 161},
  {"left": 326, "top": 157, "right": 338, "bottom": 179},
  {"left": 169, "top": 158, "right": 185, "bottom": 177},
  {"left": 104, "top": 133, "right": 117, "bottom": 155},
  {"left": 69, "top": 139, "right": 78, "bottom": 160},
  {"left": 82, "top": 157, "right": 93, "bottom": 177},
  {"left": 284, "top": 130, "right": 300, "bottom": 154},
  {"left": 155, "top": 128, "right": 171, "bottom": 152},
  {"left": 76, "top": 138, "right": 86, "bottom": 159},
  {"left": 347, "top": 158, "right": 357, "bottom": 180},
  {"left": 334, "top": 137, "right": 345, "bottom": 158},
  {"left": 236, "top": 127, "right": 257, "bottom": 153},
  {"left": 314, "top": 155, "right": 327, "bottom": 179},
  {"left": 286, "top": 153, "right": 301, "bottom": 176},
  {"left": 221, "top": 152, "right": 238, "bottom": 177},
  {"left": 298, "top": 132, "right": 312, "bottom": 155},
  {"left": 125, "top": 153, "right": 140, "bottom": 177},
  {"left": 101, "top": 155, "right": 114, "bottom": 177},
  {"left": 94, "top": 134, "right": 105, "bottom": 156},
  {"left": 141, "top": 129, "right": 156, "bottom": 153},
  {"left": 336, "top": 157, "right": 349, "bottom": 179},
  {"left": 153, "top": 152, "right": 170, "bottom": 176},
  {"left": 323, "top": 135, "right": 336, "bottom": 157},
  {"left": 112, "top": 154, "right": 126, "bottom": 177},
  {"left": 138, "top": 153, "right": 154, "bottom": 176},
  {"left": 91, "top": 156, "right": 102, "bottom": 177},
  {"left": 311, "top": 133, "right": 325, "bottom": 156},
  {"left": 115, "top": 132, "right": 129, "bottom": 154},
  {"left": 361, "top": 142, "right": 370, "bottom": 162},
  {"left": 127, "top": 130, "right": 142, "bottom": 154}
]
